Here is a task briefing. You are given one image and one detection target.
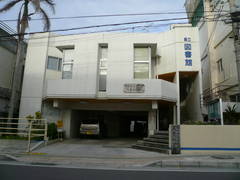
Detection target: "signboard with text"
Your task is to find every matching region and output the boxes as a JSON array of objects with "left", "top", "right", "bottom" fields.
[
  {"left": 184, "top": 37, "right": 193, "bottom": 66},
  {"left": 123, "top": 83, "right": 145, "bottom": 93}
]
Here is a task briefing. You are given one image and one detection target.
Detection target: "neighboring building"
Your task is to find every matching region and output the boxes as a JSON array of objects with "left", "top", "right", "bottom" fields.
[
  {"left": 185, "top": 0, "right": 240, "bottom": 121},
  {"left": 19, "top": 24, "right": 202, "bottom": 138},
  {"left": 0, "top": 22, "right": 25, "bottom": 117}
]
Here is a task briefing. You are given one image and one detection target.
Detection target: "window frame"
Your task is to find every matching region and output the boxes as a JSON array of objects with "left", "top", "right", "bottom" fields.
[
  {"left": 62, "top": 49, "right": 74, "bottom": 79},
  {"left": 62, "top": 61, "right": 73, "bottom": 79},
  {"left": 217, "top": 58, "right": 223, "bottom": 73},
  {"left": 98, "top": 45, "right": 108, "bottom": 92},
  {"left": 133, "top": 46, "right": 151, "bottom": 79},
  {"left": 47, "top": 56, "right": 62, "bottom": 71}
]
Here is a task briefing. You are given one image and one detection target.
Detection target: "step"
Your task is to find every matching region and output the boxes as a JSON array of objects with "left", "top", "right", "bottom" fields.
[
  {"left": 155, "top": 131, "right": 169, "bottom": 135},
  {"left": 143, "top": 137, "right": 169, "bottom": 143},
  {"left": 137, "top": 140, "right": 169, "bottom": 149},
  {"left": 149, "top": 134, "right": 169, "bottom": 139},
  {"left": 132, "top": 144, "right": 169, "bottom": 154}
]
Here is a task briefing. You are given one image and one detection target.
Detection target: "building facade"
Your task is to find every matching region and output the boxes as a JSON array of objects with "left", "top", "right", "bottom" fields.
[
  {"left": 185, "top": 0, "right": 240, "bottom": 121},
  {"left": 19, "top": 24, "right": 202, "bottom": 138},
  {"left": 0, "top": 22, "right": 25, "bottom": 117}
]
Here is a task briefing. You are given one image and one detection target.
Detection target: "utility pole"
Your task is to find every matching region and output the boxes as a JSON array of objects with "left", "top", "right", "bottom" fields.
[{"left": 229, "top": 0, "right": 240, "bottom": 91}]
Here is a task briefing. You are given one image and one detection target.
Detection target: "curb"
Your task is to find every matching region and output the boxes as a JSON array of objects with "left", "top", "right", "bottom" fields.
[{"left": 148, "top": 160, "right": 240, "bottom": 169}]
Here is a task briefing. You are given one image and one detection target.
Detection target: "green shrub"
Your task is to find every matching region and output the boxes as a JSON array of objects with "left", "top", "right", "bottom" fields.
[
  {"left": 183, "top": 121, "right": 219, "bottom": 125},
  {"left": 0, "top": 135, "right": 27, "bottom": 140},
  {"left": 47, "top": 123, "right": 58, "bottom": 140}
]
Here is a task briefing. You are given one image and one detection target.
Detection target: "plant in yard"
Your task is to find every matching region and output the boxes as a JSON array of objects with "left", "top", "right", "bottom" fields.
[
  {"left": 224, "top": 104, "right": 239, "bottom": 125},
  {"left": 47, "top": 123, "right": 57, "bottom": 140},
  {"left": 0, "top": 0, "right": 55, "bottom": 119}
]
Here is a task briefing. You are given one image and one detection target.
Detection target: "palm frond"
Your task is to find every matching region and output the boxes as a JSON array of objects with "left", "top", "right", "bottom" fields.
[
  {"left": 17, "top": 3, "right": 24, "bottom": 34},
  {"left": 0, "top": 0, "right": 21, "bottom": 12},
  {"left": 39, "top": 7, "right": 50, "bottom": 31},
  {"left": 19, "top": 1, "right": 30, "bottom": 35}
]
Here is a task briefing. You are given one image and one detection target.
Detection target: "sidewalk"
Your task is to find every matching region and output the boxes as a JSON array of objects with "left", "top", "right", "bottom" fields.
[
  {"left": 1, "top": 139, "right": 240, "bottom": 169},
  {"left": 2, "top": 153, "right": 240, "bottom": 169}
]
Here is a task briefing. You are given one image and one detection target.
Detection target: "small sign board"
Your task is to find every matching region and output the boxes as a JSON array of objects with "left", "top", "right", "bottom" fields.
[
  {"left": 124, "top": 83, "right": 145, "bottom": 93},
  {"left": 57, "top": 120, "right": 63, "bottom": 132}
]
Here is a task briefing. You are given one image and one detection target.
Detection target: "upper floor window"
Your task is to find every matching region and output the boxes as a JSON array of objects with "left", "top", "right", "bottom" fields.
[
  {"left": 62, "top": 49, "right": 74, "bottom": 79},
  {"left": 217, "top": 58, "right": 223, "bottom": 72},
  {"left": 98, "top": 45, "right": 108, "bottom": 92},
  {"left": 230, "top": 93, "right": 240, "bottom": 102},
  {"left": 47, "top": 56, "right": 62, "bottom": 71},
  {"left": 134, "top": 47, "right": 151, "bottom": 79}
]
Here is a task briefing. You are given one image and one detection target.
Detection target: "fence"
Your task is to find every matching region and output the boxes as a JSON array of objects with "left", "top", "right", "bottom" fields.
[
  {"left": 180, "top": 125, "right": 240, "bottom": 154},
  {"left": 0, "top": 118, "right": 48, "bottom": 152}
]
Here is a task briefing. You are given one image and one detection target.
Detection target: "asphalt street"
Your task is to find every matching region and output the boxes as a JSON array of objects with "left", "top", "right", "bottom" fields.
[{"left": 1, "top": 163, "right": 240, "bottom": 180}]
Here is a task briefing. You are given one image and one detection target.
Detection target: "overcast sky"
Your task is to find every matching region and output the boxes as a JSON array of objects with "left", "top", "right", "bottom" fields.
[{"left": 0, "top": 0, "right": 187, "bottom": 35}]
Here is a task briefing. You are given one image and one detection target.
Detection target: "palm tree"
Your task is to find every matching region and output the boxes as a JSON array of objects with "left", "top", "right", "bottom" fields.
[{"left": 0, "top": 0, "right": 55, "bottom": 119}]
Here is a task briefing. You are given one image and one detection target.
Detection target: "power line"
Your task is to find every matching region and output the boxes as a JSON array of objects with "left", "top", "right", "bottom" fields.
[
  {"left": 0, "top": 17, "right": 232, "bottom": 44},
  {"left": 0, "top": 22, "right": 179, "bottom": 42},
  {"left": 0, "top": 14, "right": 230, "bottom": 38},
  {"left": 0, "top": 10, "right": 230, "bottom": 22}
]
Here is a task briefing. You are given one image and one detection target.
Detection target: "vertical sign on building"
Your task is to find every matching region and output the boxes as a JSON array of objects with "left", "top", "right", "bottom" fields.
[{"left": 184, "top": 37, "right": 192, "bottom": 66}]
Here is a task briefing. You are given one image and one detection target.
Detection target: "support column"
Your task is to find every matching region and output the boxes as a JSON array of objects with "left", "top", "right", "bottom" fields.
[
  {"left": 176, "top": 71, "right": 181, "bottom": 125},
  {"left": 173, "top": 105, "right": 177, "bottom": 125},
  {"left": 148, "top": 110, "right": 157, "bottom": 135},
  {"left": 156, "top": 110, "right": 159, "bottom": 131},
  {"left": 61, "top": 109, "right": 71, "bottom": 138}
]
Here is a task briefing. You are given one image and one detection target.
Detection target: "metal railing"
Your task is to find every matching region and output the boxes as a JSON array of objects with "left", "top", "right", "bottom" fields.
[
  {"left": 0, "top": 118, "right": 48, "bottom": 152},
  {"left": 202, "top": 84, "right": 239, "bottom": 104}
]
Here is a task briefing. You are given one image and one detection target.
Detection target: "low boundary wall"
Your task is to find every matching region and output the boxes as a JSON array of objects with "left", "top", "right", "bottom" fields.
[{"left": 180, "top": 125, "right": 240, "bottom": 154}]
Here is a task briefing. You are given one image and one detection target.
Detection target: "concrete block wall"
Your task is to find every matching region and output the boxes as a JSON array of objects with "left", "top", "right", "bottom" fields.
[{"left": 180, "top": 125, "right": 240, "bottom": 154}]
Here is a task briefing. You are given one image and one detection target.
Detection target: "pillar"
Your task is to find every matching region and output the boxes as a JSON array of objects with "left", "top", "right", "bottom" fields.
[
  {"left": 173, "top": 105, "right": 177, "bottom": 125},
  {"left": 61, "top": 109, "right": 71, "bottom": 138},
  {"left": 148, "top": 110, "right": 157, "bottom": 135}
]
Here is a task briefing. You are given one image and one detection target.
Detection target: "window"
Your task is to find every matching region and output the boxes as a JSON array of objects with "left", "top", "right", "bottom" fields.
[
  {"left": 47, "top": 56, "right": 62, "bottom": 71},
  {"left": 230, "top": 94, "right": 240, "bottom": 102},
  {"left": 98, "top": 45, "right": 108, "bottom": 91},
  {"left": 134, "top": 47, "right": 151, "bottom": 79},
  {"left": 62, "top": 49, "right": 74, "bottom": 79},
  {"left": 62, "top": 63, "right": 73, "bottom": 79},
  {"left": 217, "top": 59, "right": 223, "bottom": 72}
]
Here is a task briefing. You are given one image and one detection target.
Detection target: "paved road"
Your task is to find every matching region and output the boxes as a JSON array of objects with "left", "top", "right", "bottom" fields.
[{"left": 1, "top": 163, "right": 240, "bottom": 180}]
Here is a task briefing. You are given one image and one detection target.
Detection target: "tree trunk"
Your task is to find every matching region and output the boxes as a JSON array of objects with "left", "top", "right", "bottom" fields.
[{"left": 8, "top": 40, "right": 24, "bottom": 120}]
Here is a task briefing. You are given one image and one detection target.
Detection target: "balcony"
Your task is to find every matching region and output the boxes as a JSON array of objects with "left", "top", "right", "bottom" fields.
[
  {"left": 107, "top": 79, "right": 177, "bottom": 102},
  {"left": 45, "top": 79, "right": 177, "bottom": 102}
]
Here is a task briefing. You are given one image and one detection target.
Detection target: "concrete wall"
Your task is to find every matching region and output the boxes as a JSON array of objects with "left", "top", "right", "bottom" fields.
[
  {"left": 19, "top": 33, "right": 49, "bottom": 118},
  {"left": 0, "top": 46, "right": 16, "bottom": 116},
  {"left": 193, "top": 1, "right": 238, "bottom": 99},
  {"left": 181, "top": 74, "right": 203, "bottom": 122},
  {"left": 180, "top": 125, "right": 240, "bottom": 154},
  {"left": 0, "top": 46, "right": 15, "bottom": 89},
  {"left": 61, "top": 109, "right": 71, "bottom": 138},
  {"left": 42, "top": 101, "right": 61, "bottom": 123},
  {"left": 20, "top": 26, "right": 202, "bottom": 127},
  {"left": 47, "top": 79, "right": 177, "bottom": 101}
]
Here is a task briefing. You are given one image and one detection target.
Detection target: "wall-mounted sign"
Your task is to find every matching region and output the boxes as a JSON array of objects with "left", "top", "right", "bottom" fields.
[
  {"left": 184, "top": 37, "right": 192, "bottom": 66},
  {"left": 57, "top": 120, "right": 63, "bottom": 132},
  {"left": 124, "top": 83, "right": 145, "bottom": 93}
]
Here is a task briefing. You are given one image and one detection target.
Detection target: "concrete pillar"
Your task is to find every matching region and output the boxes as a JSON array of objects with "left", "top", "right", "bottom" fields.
[
  {"left": 148, "top": 110, "right": 157, "bottom": 135},
  {"left": 156, "top": 110, "right": 159, "bottom": 131},
  {"left": 173, "top": 105, "right": 177, "bottom": 125},
  {"left": 176, "top": 71, "right": 181, "bottom": 125},
  {"left": 61, "top": 109, "right": 71, "bottom": 138}
]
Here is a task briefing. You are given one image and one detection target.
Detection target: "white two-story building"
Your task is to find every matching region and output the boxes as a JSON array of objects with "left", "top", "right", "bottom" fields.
[{"left": 19, "top": 24, "right": 202, "bottom": 139}]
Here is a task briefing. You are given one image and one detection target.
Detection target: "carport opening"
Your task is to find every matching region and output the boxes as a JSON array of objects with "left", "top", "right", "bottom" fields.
[{"left": 70, "top": 110, "right": 148, "bottom": 139}]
